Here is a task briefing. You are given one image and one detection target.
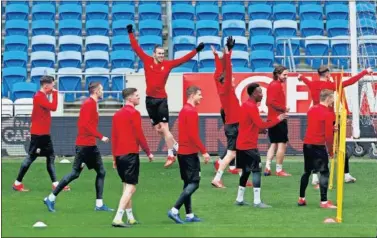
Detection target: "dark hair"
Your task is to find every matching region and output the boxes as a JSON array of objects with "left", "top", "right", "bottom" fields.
[
  {"left": 186, "top": 85, "right": 201, "bottom": 98},
  {"left": 247, "top": 83, "right": 260, "bottom": 96},
  {"left": 273, "top": 65, "right": 287, "bottom": 80},
  {"left": 320, "top": 89, "right": 334, "bottom": 102},
  {"left": 122, "top": 88, "right": 137, "bottom": 100},
  {"left": 88, "top": 82, "right": 101, "bottom": 94},
  {"left": 40, "top": 75, "right": 54, "bottom": 86},
  {"left": 317, "top": 66, "right": 330, "bottom": 77},
  {"left": 153, "top": 45, "right": 164, "bottom": 53}
]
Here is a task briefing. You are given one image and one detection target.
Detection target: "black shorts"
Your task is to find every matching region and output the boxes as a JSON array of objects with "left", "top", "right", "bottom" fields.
[
  {"left": 224, "top": 123, "right": 239, "bottom": 151},
  {"left": 236, "top": 149, "right": 262, "bottom": 173},
  {"left": 28, "top": 135, "right": 54, "bottom": 156},
  {"left": 268, "top": 119, "right": 289, "bottom": 143},
  {"left": 145, "top": 96, "right": 169, "bottom": 126},
  {"left": 115, "top": 154, "right": 140, "bottom": 185},
  {"left": 73, "top": 146, "right": 103, "bottom": 170},
  {"left": 303, "top": 144, "right": 329, "bottom": 173},
  {"left": 177, "top": 153, "right": 201, "bottom": 183}
]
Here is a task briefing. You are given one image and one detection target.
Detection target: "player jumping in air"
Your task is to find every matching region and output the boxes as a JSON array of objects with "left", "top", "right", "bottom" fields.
[
  {"left": 111, "top": 88, "right": 154, "bottom": 228},
  {"left": 167, "top": 86, "right": 210, "bottom": 224},
  {"left": 298, "top": 89, "right": 337, "bottom": 209},
  {"left": 127, "top": 24, "right": 205, "bottom": 168},
  {"left": 44, "top": 82, "right": 113, "bottom": 212},
  {"left": 13, "top": 75, "right": 70, "bottom": 192},
  {"left": 298, "top": 66, "right": 373, "bottom": 185}
]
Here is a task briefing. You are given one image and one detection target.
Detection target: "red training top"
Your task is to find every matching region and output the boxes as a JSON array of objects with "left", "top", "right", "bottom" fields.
[
  {"left": 30, "top": 91, "right": 58, "bottom": 135},
  {"left": 267, "top": 80, "right": 287, "bottom": 120},
  {"left": 129, "top": 32, "right": 197, "bottom": 98},
  {"left": 178, "top": 103, "right": 207, "bottom": 155}
]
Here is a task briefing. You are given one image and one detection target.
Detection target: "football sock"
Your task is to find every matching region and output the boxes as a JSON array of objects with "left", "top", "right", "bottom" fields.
[
  {"left": 96, "top": 199, "right": 103, "bottom": 207},
  {"left": 114, "top": 209, "right": 124, "bottom": 222},
  {"left": 173, "top": 142, "right": 179, "bottom": 151},
  {"left": 229, "top": 165, "right": 236, "bottom": 170},
  {"left": 168, "top": 149, "right": 174, "bottom": 157},
  {"left": 52, "top": 181, "right": 59, "bottom": 187},
  {"left": 186, "top": 213, "right": 194, "bottom": 218},
  {"left": 265, "top": 159, "right": 272, "bottom": 170},
  {"left": 236, "top": 186, "right": 245, "bottom": 202},
  {"left": 214, "top": 170, "right": 223, "bottom": 181},
  {"left": 312, "top": 173, "right": 319, "bottom": 184},
  {"left": 171, "top": 207, "right": 179, "bottom": 215},
  {"left": 276, "top": 164, "right": 283, "bottom": 173},
  {"left": 253, "top": 188, "right": 261, "bottom": 204},
  {"left": 14, "top": 180, "right": 21, "bottom": 186},
  {"left": 126, "top": 208, "right": 135, "bottom": 221},
  {"left": 48, "top": 193, "right": 56, "bottom": 202}
]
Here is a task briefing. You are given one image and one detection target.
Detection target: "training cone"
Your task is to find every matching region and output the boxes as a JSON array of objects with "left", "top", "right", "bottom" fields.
[
  {"left": 33, "top": 221, "right": 47, "bottom": 228},
  {"left": 59, "top": 159, "right": 71, "bottom": 164},
  {"left": 323, "top": 218, "right": 337, "bottom": 224}
]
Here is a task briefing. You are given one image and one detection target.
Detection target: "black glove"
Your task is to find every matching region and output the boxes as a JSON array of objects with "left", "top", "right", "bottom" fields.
[
  {"left": 196, "top": 42, "right": 204, "bottom": 52},
  {"left": 226, "top": 36, "right": 235, "bottom": 51},
  {"left": 127, "top": 24, "right": 133, "bottom": 33}
]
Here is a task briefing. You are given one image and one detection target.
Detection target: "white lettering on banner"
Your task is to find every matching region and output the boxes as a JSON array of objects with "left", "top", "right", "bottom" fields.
[
  {"left": 286, "top": 77, "right": 310, "bottom": 112},
  {"left": 343, "top": 76, "right": 376, "bottom": 114}
]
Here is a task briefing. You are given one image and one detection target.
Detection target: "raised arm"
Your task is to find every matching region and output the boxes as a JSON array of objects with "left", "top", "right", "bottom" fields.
[
  {"left": 132, "top": 111, "right": 151, "bottom": 156},
  {"left": 187, "top": 111, "right": 207, "bottom": 154},
  {"left": 223, "top": 48, "right": 233, "bottom": 91},
  {"left": 266, "top": 83, "right": 287, "bottom": 112},
  {"left": 168, "top": 42, "right": 204, "bottom": 68},
  {"left": 249, "top": 104, "right": 282, "bottom": 129},
  {"left": 35, "top": 91, "right": 58, "bottom": 111},
  {"left": 342, "top": 69, "right": 371, "bottom": 88},
  {"left": 298, "top": 74, "right": 312, "bottom": 87},
  {"left": 127, "top": 25, "right": 150, "bottom": 61}
]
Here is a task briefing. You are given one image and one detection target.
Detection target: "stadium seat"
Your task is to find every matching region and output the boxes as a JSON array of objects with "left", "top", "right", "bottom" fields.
[
  {"left": 86, "top": 4, "right": 109, "bottom": 20},
  {"left": 84, "top": 68, "right": 110, "bottom": 98},
  {"left": 14, "top": 98, "right": 34, "bottom": 116},
  {"left": 112, "top": 35, "right": 132, "bottom": 51},
  {"left": 30, "top": 51, "right": 55, "bottom": 68},
  {"left": 172, "top": 36, "right": 196, "bottom": 53},
  {"left": 357, "top": 18, "right": 377, "bottom": 36},
  {"left": 172, "top": 4, "right": 195, "bottom": 20},
  {"left": 198, "top": 67, "right": 215, "bottom": 72},
  {"left": 3, "top": 51, "right": 28, "bottom": 68},
  {"left": 111, "top": 4, "right": 135, "bottom": 20},
  {"left": 86, "top": 19, "right": 109, "bottom": 36},
  {"left": 172, "top": 1, "right": 192, "bottom": 5},
  {"left": 2, "top": 67, "right": 27, "bottom": 97},
  {"left": 58, "top": 51, "right": 82, "bottom": 68},
  {"left": 1, "top": 98, "right": 14, "bottom": 117},
  {"left": 325, "top": 4, "right": 349, "bottom": 20},
  {"left": 196, "top": 20, "right": 219, "bottom": 37},
  {"left": 250, "top": 35, "right": 274, "bottom": 51},
  {"left": 139, "top": 3, "right": 162, "bottom": 20},
  {"left": 33, "top": 1, "right": 55, "bottom": 5},
  {"left": 31, "top": 35, "right": 56, "bottom": 52},
  {"left": 222, "top": 1, "right": 244, "bottom": 5},
  {"left": 11, "top": 82, "right": 38, "bottom": 101},
  {"left": 5, "top": 20, "right": 29, "bottom": 36},
  {"left": 112, "top": 20, "right": 135, "bottom": 36},
  {"left": 300, "top": 20, "right": 324, "bottom": 37},
  {"left": 324, "top": 1, "right": 348, "bottom": 6},
  {"left": 358, "top": 35, "right": 377, "bottom": 68},
  {"left": 111, "top": 68, "right": 131, "bottom": 100},
  {"left": 299, "top": 4, "right": 323, "bottom": 20},
  {"left": 254, "top": 67, "right": 274, "bottom": 72},
  {"left": 6, "top": 0, "right": 28, "bottom": 5},
  {"left": 198, "top": 50, "right": 223, "bottom": 69},
  {"left": 249, "top": 1, "right": 273, "bottom": 5},
  {"left": 32, "top": 20, "right": 55, "bottom": 36},
  {"left": 250, "top": 50, "right": 274, "bottom": 70},
  {"left": 57, "top": 67, "right": 82, "bottom": 102},
  {"left": 248, "top": 4, "right": 272, "bottom": 20},
  {"left": 331, "top": 36, "right": 350, "bottom": 69},
  {"left": 356, "top": 2, "right": 376, "bottom": 20},
  {"left": 224, "top": 35, "right": 248, "bottom": 51},
  {"left": 85, "top": 36, "right": 110, "bottom": 51},
  {"left": 139, "top": 35, "right": 163, "bottom": 51},
  {"left": 138, "top": 0, "right": 160, "bottom": 5},
  {"left": 171, "top": 67, "right": 194, "bottom": 72},
  {"left": 273, "top": 20, "right": 297, "bottom": 37},
  {"left": 112, "top": 0, "right": 134, "bottom": 5},
  {"left": 173, "top": 50, "right": 198, "bottom": 72},
  {"left": 59, "top": 19, "right": 82, "bottom": 36},
  {"left": 110, "top": 50, "right": 135, "bottom": 69},
  {"left": 195, "top": 1, "right": 218, "bottom": 5},
  {"left": 4, "top": 35, "right": 28, "bottom": 52},
  {"left": 231, "top": 51, "right": 249, "bottom": 68},
  {"left": 86, "top": 0, "right": 108, "bottom": 5},
  {"left": 222, "top": 4, "right": 245, "bottom": 20},
  {"left": 32, "top": 4, "right": 56, "bottom": 20},
  {"left": 60, "top": 0, "right": 81, "bottom": 5},
  {"left": 5, "top": 4, "right": 29, "bottom": 20},
  {"left": 249, "top": 20, "right": 273, "bottom": 36},
  {"left": 59, "top": 35, "right": 83, "bottom": 52},
  {"left": 305, "top": 36, "right": 329, "bottom": 68},
  {"left": 196, "top": 4, "right": 219, "bottom": 20},
  {"left": 30, "top": 67, "right": 55, "bottom": 84},
  {"left": 326, "top": 20, "right": 349, "bottom": 37},
  {"left": 58, "top": 4, "right": 82, "bottom": 20},
  {"left": 222, "top": 20, "right": 246, "bottom": 37},
  {"left": 197, "top": 36, "right": 221, "bottom": 51},
  {"left": 139, "top": 19, "right": 163, "bottom": 36},
  {"left": 298, "top": 0, "right": 321, "bottom": 6},
  {"left": 172, "top": 19, "right": 195, "bottom": 37},
  {"left": 273, "top": 4, "right": 296, "bottom": 20},
  {"left": 276, "top": 39, "right": 300, "bottom": 65},
  {"left": 84, "top": 50, "right": 109, "bottom": 68},
  {"left": 233, "top": 67, "right": 252, "bottom": 72}
]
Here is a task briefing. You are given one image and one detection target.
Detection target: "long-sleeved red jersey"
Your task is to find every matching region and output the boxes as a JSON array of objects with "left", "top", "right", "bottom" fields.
[
  {"left": 213, "top": 50, "right": 240, "bottom": 124},
  {"left": 178, "top": 103, "right": 207, "bottom": 155},
  {"left": 30, "top": 91, "right": 58, "bottom": 135},
  {"left": 129, "top": 32, "right": 197, "bottom": 98},
  {"left": 304, "top": 104, "right": 334, "bottom": 156},
  {"left": 267, "top": 80, "right": 287, "bottom": 120},
  {"left": 75, "top": 97, "right": 103, "bottom": 146},
  {"left": 112, "top": 105, "right": 151, "bottom": 160},
  {"left": 237, "top": 99, "right": 281, "bottom": 150}
]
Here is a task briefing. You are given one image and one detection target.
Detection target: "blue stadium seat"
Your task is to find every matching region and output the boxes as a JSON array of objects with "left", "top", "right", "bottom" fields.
[
  {"left": 86, "top": 19, "right": 109, "bottom": 36},
  {"left": 112, "top": 35, "right": 132, "bottom": 51},
  {"left": 2, "top": 67, "right": 27, "bottom": 97},
  {"left": 276, "top": 39, "right": 300, "bottom": 65},
  {"left": 325, "top": 4, "right": 349, "bottom": 20},
  {"left": 250, "top": 50, "right": 274, "bottom": 70},
  {"left": 59, "top": 19, "right": 82, "bottom": 36},
  {"left": 85, "top": 36, "right": 110, "bottom": 51},
  {"left": 172, "top": 4, "right": 195, "bottom": 20},
  {"left": 32, "top": 4, "right": 56, "bottom": 20},
  {"left": 5, "top": 20, "right": 29, "bottom": 36},
  {"left": 84, "top": 68, "right": 110, "bottom": 98},
  {"left": 224, "top": 35, "right": 248, "bottom": 51},
  {"left": 248, "top": 4, "right": 272, "bottom": 20},
  {"left": 172, "top": 19, "right": 195, "bottom": 37},
  {"left": 173, "top": 50, "right": 198, "bottom": 72},
  {"left": 6, "top": 0, "right": 28, "bottom": 5},
  {"left": 111, "top": 68, "right": 131, "bottom": 101},
  {"left": 112, "top": 1, "right": 134, "bottom": 5},
  {"left": 32, "top": 20, "right": 55, "bottom": 36},
  {"left": 172, "top": 1, "right": 192, "bottom": 5},
  {"left": 86, "top": 1, "right": 108, "bottom": 5},
  {"left": 84, "top": 51, "right": 109, "bottom": 68},
  {"left": 324, "top": 1, "right": 348, "bottom": 6},
  {"left": 254, "top": 67, "right": 274, "bottom": 72},
  {"left": 30, "top": 51, "right": 55, "bottom": 68},
  {"left": 33, "top": 1, "right": 55, "bottom": 6},
  {"left": 357, "top": 18, "right": 377, "bottom": 36},
  {"left": 5, "top": 4, "right": 29, "bottom": 20},
  {"left": 231, "top": 51, "right": 249, "bottom": 68},
  {"left": 171, "top": 67, "right": 194, "bottom": 72},
  {"left": 249, "top": 1, "right": 273, "bottom": 5},
  {"left": 326, "top": 20, "right": 349, "bottom": 37},
  {"left": 358, "top": 35, "right": 377, "bottom": 68},
  {"left": 233, "top": 67, "right": 252, "bottom": 72},
  {"left": 299, "top": 4, "right": 323, "bottom": 20},
  {"left": 198, "top": 67, "right": 215, "bottom": 72},
  {"left": 305, "top": 36, "right": 329, "bottom": 68},
  {"left": 197, "top": 36, "right": 221, "bottom": 51},
  {"left": 139, "top": 3, "right": 162, "bottom": 20},
  {"left": 298, "top": 0, "right": 321, "bottom": 6},
  {"left": 249, "top": 20, "right": 273, "bottom": 36},
  {"left": 173, "top": 36, "right": 196, "bottom": 53},
  {"left": 86, "top": 4, "right": 109, "bottom": 20},
  {"left": 198, "top": 51, "right": 217, "bottom": 69},
  {"left": 57, "top": 67, "right": 82, "bottom": 102},
  {"left": 58, "top": 51, "right": 82, "bottom": 68},
  {"left": 110, "top": 50, "right": 135, "bottom": 70},
  {"left": 273, "top": 20, "right": 297, "bottom": 37},
  {"left": 357, "top": 2, "right": 376, "bottom": 20},
  {"left": 222, "top": 20, "right": 246, "bottom": 37},
  {"left": 59, "top": 35, "right": 83, "bottom": 52},
  {"left": 140, "top": 35, "right": 163, "bottom": 51},
  {"left": 3, "top": 51, "right": 28, "bottom": 68},
  {"left": 222, "top": 4, "right": 245, "bottom": 20},
  {"left": 31, "top": 35, "right": 56, "bottom": 52},
  {"left": 30, "top": 67, "right": 55, "bottom": 84},
  {"left": 196, "top": 20, "right": 219, "bottom": 36},
  {"left": 331, "top": 36, "right": 350, "bottom": 69},
  {"left": 112, "top": 20, "right": 135, "bottom": 36},
  {"left": 250, "top": 35, "right": 274, "bottom": 51},
  {"left": 11, "top": 82, "right": 38, "bottom": 101},
  {"left": 222, "top": 1, "right": 244, "bottom": 5},
  {"left": 60, "top": 0, "right": 81, "bottom": 5},
  {"left": 139, "top": 19, "right": 163, "bottom": 36},
  {"left": 138, "top": 0, "right": 161, "bottom": 5},
  {"left": 195, "top": 1, "right": 217, "bottom": 5},
  {"left": 58, "top": 4, "right": 82, "bottom": 20},
  {"left": 300, "top": 20, "right": 324, "bottom": 37},
  {"left": 4, "top": 35, "right": 28, "bottom": 52},
  {"left": 112, "top": 4, "right": 135, "bottom": 20},
  {"left": 273, "top": 4, "right": 296, "bottom": 20},
  {"left": 277, "top": 1, "right": 295, "bottom": 4},
  {"left": 196, "top": 4, "right": 219, "bottom": 20}
]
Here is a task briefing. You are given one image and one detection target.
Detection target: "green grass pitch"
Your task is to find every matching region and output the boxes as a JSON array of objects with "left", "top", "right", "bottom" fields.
[{"left": 2, "top": 157, "right": 377, "bottom": 237}]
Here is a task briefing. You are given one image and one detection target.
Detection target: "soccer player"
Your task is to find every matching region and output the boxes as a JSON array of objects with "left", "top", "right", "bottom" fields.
[
  {"left": 298, "top": 89, "right": 337, "bottom": 209},
  {"left": 127, "top": 24, "right": 205, "bottom": 168},
  {"left": 265, "top": 66, "right": 291, "bottom": 177},
  {"left": 167, "top": 86, "right": 210, "bottom": 224},
  {"left": 12, "top": 75, "right": 70, "bottom": 192},
  {"left": 298, "top": 66, "right": 373, "bottom": 185},
  {"left": 235, "top": 83, "right": 286, "bottom": 207},
  {"left": 111, "top": 88, "right": 154, "bottom": 228},
  {"left": 43, "top": 82, "right": 113, "bottom": 212}
]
